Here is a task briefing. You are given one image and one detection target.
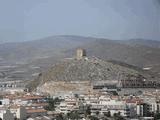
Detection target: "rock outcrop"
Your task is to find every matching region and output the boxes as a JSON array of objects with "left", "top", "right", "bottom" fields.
[{"left": 27, "top": 57, "right": 150, "bottom": 95}]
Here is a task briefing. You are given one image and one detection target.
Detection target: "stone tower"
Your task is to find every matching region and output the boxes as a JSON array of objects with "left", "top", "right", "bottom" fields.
[{"left": 76, "top": 48, "right": 86, "bottom": 59}]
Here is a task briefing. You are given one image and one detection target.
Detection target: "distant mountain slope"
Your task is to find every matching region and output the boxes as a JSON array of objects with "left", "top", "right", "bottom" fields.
[
  {"left": 0, "top": 36, "right": 159, "bottom": 65},
  {"left": 0, "top": 35, "right": 160, "bottom": 82},
  {"left": 118, "top": 39, "right": 160, "bottom": 48},
  {"left": 0, "top": 35, "right": 96, "bottom": 62},
  {"left": 77, "top": 40, "right": 160, "bottom": 68}
]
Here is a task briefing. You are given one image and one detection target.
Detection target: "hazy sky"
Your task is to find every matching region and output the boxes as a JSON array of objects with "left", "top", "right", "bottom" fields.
[{"left": 0, "top": 0, "right": 160, "bottom": 43}]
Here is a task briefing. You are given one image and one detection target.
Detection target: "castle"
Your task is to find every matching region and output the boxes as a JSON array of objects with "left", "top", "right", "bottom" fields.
[{"left": 76, "top": 48, "right": 86, "bottom": 59}]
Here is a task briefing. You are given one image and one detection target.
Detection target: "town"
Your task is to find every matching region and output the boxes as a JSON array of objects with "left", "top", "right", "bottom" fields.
[
  {"left": 0, "top": 49, "right": 160, "bottom": 120},
  {"left": 0, "top": 0, "right": 160, "bottom": 120},
  {"left": 0, "top": 85, "right": 160, "bottom": 120}
]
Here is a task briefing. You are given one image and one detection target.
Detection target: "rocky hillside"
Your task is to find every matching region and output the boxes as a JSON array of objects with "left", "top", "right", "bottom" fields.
[
  {"left": 27, "top": 57, "right": 152, "bottom": 91},
  {"left": 0, "top": 35, "right": 94, "bottom": 62},
  {"left": 74, "top": 39, "right": 160, "bottom": 78},
  {"left": 74, "top": 40, "right": 160, "bottom": 68},
  {"left": 0, "top": 35, "right": 160, "bottom": 82}
]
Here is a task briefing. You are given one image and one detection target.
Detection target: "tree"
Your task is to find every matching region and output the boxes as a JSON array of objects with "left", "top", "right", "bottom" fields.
[
  {"left": 104, "top": 111, "right": 111, "bottom": 117},
  {"left": 111, "top": 91, "right": 118, "bottom": 96},
  {"left": 66, "top": 112, "right": 70, "bottom": 119},
  {"left": 89, "top": 116, "right": 99, "bottom": 120},
  {"left": 96, "top": 111, "right": 99, "bottom": 116},
  {"left": 74, "top": 94, "right": 79, "bottom": 98},
  {"left": 54, "top": 97, "right": 62, "bottom": 103},
  {"left": 113, "top": 112, "right": 125, "bottom": 120},
  {"left": 154, "top": 113, "right": 160, "bottom": 120},
  {"left": 66, "top": 110, "right": 80, "bottom": 120},
  {"left": 44, "top": 98, "right": 56, "bottom": 111},
  {"left": 85, "top": 105, "right": 91, "bottom": 117},
  {"left": 45, "top": 97, "right": 63, "bottom": 111},
  {"left": 54, "top": 114, "right": 64, "bottom": 120}
]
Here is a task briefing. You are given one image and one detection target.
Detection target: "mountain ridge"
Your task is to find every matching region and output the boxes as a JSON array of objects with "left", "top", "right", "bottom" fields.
[{"left": 0, "top": 35, "right": 160, "bottom": 82}]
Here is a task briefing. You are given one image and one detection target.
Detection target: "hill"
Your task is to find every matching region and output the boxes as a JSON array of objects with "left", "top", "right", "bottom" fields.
[
  {"left": 0, "top": 35, "right": 95, "bottom": 62},
  {"left": 77, "top": 39, "right": 160, "bottom": 66},
  {"left": 119, "top": 39, "right": 160, "bottom": 48},
  {"left": 27, "top": 57, "right": 152, "bottom": 92},
  {"left": 0, "top": 35, "right": 160, "bottom": 82}
]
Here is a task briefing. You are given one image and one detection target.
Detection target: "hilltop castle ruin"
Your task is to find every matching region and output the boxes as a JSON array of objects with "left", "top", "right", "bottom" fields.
[{"left": 76, "top": 48, "right": 86, "bottom": 59}]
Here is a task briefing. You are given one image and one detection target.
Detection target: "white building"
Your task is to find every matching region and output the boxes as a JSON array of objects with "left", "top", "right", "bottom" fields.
[
  {"left": 0, "top": 99, "right": 10, "bottom": 106},
  {"left": 92, "top": 99, "right": 130, "bottom": 117},
  {"left": 0, "top": 109, "right": 14, "bottom": 120},
  {"left": 10, "top": 106, "right": 27, "bottom": 120},
  {"left": 56, "top": 96, "right": 79, "bottom": 114}
]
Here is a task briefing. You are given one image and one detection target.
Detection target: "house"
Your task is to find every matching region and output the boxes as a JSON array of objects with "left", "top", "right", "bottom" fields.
[
  {"left": 0, "top": 109, "right": 14, "bottom": 120},
  {"left": 10, "top": 106, "right": 27, "bottom": 120},
  {"left": 0, "top": 99, "right": 10, "bottom": 106},
  {"left": 27, "top": 109, "right": 47, "bottom": 117}
]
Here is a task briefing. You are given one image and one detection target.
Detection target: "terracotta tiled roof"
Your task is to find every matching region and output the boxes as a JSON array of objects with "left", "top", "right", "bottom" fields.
[
  {"left": 22, "top": 96, "right": 45, "bottom": 100},
  {"left": 111, "top": 96, "right": 119, "bottom": 99},
  {"left": 125, "top": 99, "right": 144, "bottom": 104},
  {"left": 31, "top": 103, "right": 48, "bottom": 107},
  {"left": 27, "top": 109, "right": 47, "bottom": 113},
  {"left": 10, "top": 105, "right": 21, "bottom": 109}
]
